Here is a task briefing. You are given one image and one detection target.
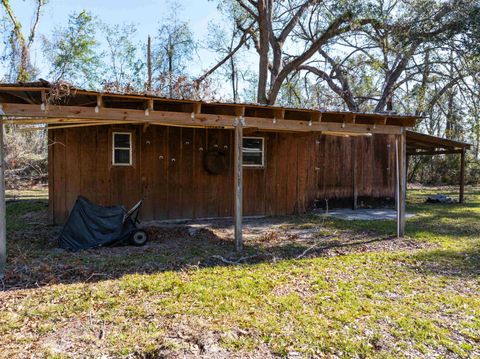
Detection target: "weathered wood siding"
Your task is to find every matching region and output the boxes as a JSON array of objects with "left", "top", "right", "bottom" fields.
[{"left": 49, "top": 125, "right": 395, "bottom": 223}]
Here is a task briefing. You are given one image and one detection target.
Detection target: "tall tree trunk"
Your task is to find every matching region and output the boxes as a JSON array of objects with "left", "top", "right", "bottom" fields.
[
  {"left": 17, "top": 45, "right": 30, "bottom": 82},
  {"left": 256, "top": 0, "right": 270, "bottom": 104},
  {"left": 1, "top": 0, "right": 45, "bottom": 82},
  {"left": 415, "top": 51, "right": 430, "bottom": 116},
  {"left": 386, "top": 92, "right": 393, "bottom": 112},
  {"left": 230, "top": 56, "right": 237, "bottom": 102},
  {"left": 168, "top": 49, "right": 173, "bottom": 98},
  {"left": 445, "top": 88, "right": 455, "bottom": 138}
]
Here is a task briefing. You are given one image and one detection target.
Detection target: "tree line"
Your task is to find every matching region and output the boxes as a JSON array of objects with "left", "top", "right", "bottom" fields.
[{"left": 1, "top": 0, "right": 480, "bottom": 186}]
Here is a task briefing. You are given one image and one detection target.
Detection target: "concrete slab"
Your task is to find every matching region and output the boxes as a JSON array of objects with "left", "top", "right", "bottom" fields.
[{"left": 320, "top": 208, "right": 415, "bottom": 221}]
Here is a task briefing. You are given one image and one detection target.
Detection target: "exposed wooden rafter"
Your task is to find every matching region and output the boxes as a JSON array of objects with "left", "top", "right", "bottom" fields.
[
  {"left": 0, "top": 85, "right": 419, "bottom": 129},
  {"left": 0, "top": 103, "right": 405, "bottom": 135}
]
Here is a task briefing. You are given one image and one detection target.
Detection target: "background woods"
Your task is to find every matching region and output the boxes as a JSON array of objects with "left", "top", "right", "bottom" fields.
[{"left": 1, "top": 0, "right": 479, "bottom": 187}]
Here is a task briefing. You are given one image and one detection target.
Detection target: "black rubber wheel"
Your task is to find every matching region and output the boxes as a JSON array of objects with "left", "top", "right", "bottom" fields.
[{"left": 131, "top": 230, "right": 148, "bottom": 246}]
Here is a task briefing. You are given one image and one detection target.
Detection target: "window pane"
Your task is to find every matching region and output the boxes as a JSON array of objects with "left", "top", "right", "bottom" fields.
[
  {"left": 243, "top": 152, "right": 263, "bottom": 166},
  {"left": 114, "top": 149, "right": 130, "bottom": 164},
  {"left": 114, "top": 133, "right": 130, "bottom": 148},
  {"left": 243, "top": 138, "right": 262, "bottom": 151}
]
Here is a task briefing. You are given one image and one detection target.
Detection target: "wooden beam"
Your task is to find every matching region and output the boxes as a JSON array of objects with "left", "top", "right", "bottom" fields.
[
  {"left": 0, "top": 116, "right": 5, "bottom": 279},
  {"left": 19, "top": 122, "right": 130, "bottom": 131},
  {"left": 321, "top": 131, "right": 373, "bottom": 137},
  {"left": 1, "top": 118, "right": 109, "bottom": 125},
  {"left": 407, "top": 149, "right": 463, "bottom": 156},
  {"left": 460, "top": 148, "right": 465, "bottom": 204},
  {"left": 1, "top": 103, "right": 404, "bottom": 135},
  {"left": 234, "top": 118, "right": 244, "bottom": 252}
]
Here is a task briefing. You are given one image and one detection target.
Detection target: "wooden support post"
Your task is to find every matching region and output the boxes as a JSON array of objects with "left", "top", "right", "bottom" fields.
[
  {"left": 395, "top": 137, "right": 400, "bottom": 237},
  {"left": 192, "top": 102, "right": 202, "bottom": 121},
  {"left": 41, "top": 90, "right": 47, "bottom": 111},
  {"left": 406, "top": 154, "right": 410, "bottom": 183},
  {"left": 400, "top": 130, "right": 407, "bottom": 236},
  {"left": 95, "top": 95, "right": 103, "bottom": 113},
  {"left": 234, "top": 119, "right": 244, "bottom": 251},
  {"left": 459, "top": 147, "right": 465, "bottom": 204},
  {"left": 395, "top": 130, "right": 407, "bottom": 238},
  {"left": 352, "top": 137, "right": 358, "bottom": 210},
  {"left": 0, "top": 117, "right": 6, "bottom": 279}
]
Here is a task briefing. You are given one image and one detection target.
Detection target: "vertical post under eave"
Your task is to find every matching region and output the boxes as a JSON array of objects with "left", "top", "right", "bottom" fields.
[
  {"left": 0, "top": 118, "right": 6, "bottom": 279},
  {"left": 395, "top": 137, "right": 400, "bottom": 237},
  {"left": 459, "top": 147, "right": 465, "bottom": 204},
  {"left": 234, "top": 122, "right": 243, "bottom": 251},
  {"left": 352, "top": 137, "right": 358, "bottom": 210},
  {"left": 395, "top": 129, "right": 407, "bottom": 238}
]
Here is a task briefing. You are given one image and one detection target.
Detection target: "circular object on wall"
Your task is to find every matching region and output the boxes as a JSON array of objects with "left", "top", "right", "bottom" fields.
[{"left": 204, "top": 148, "right": 229, "bottom": 175}]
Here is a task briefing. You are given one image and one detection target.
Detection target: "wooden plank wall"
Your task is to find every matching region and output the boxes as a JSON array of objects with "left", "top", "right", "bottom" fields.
[
  {"left": 316, "top": 134, "right": 395, "bottom": 207},
  {"left": 49, "top": 125, "right": 395, "bottom": 223}
]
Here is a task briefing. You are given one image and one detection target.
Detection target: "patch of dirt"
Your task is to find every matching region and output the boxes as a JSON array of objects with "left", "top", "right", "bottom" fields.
[
  {"left": 2, "top": 213, "right": 432, "bottom": 292},
  {"left": 21, "top": 208, "right": 48, "bottom": 224},
  {"left": 33, "top": 314, "right": 275, "bottom": 359},
  {"left": 271, "top": 279, "right": 314, "bottom": 299}
]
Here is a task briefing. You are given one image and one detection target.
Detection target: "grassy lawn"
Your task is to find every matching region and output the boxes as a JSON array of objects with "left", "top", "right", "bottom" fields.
[{"left": 0, "top": 187, "right": 479, "bottom": 358}]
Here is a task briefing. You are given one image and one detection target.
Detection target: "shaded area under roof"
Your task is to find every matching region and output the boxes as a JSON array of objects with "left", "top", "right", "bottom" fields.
[{"left": 406, "top": 130, "right": 471, "bottom": 155}]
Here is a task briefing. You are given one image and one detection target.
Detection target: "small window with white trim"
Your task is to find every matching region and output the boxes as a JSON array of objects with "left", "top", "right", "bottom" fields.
[
  {"left": 243, "top": 137, "right": 264, "bottom": 168},
  {"left": 112, "top": 132, "right": 132, "bottom": 166}
]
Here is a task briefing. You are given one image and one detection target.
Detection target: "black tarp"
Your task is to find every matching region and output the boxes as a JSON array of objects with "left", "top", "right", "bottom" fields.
[{"left": 58, "top": 196, "right": 135, "bottom": 251}]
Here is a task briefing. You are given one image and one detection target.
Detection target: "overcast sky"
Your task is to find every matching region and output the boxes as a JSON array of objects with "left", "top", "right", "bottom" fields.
[{"left": 6, "top": 0, "right": 224, "bottom": 79}]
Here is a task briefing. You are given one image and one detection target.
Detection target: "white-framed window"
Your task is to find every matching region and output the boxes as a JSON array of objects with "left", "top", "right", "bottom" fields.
[
  {"left": 112, "top": 132, "right": 132, "bottom": 166},
  {"left": 243, "top": 137, "right": 265, "bottom": 168}
]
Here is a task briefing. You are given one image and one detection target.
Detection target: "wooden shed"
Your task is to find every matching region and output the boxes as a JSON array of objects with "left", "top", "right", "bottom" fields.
[
  {"left": 47, "top": 125, "right": 399, "bottom": 223},
  {"left": 0, "top": 82, "right": 421, "bottom": 264},
  {"left": 0, "top": 84, "right": 416, "bottom": 216},
  {"left": 0, "top": 82, "right": 473, "bottom": 278}
]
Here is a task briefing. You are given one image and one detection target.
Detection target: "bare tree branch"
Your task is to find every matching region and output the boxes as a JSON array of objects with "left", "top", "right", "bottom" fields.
[{"left": 195, "top": 23, "right": 253, "bottom": 85}]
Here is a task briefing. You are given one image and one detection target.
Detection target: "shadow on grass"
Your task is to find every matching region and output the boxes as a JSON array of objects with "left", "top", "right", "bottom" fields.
[
  {"left": 4, "top": 191, "right": 480, "bottom": 291},
  {"left": 408, "top": 245, "right": 480, "bottom": 277},
  {"left": 3, "top": 199, "right": 429, "bottom": 291}
]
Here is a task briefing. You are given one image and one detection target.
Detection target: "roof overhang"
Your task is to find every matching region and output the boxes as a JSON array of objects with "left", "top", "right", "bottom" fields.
[
  {"left": 406, "top": 130, "right": 471, "bottom": 155},
  {"left": 0, "top": 82, "right": 419, "bottom": 135}
]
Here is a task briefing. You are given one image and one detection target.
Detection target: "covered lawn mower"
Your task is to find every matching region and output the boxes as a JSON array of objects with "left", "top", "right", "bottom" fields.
[{"left": 58, "top": 196, "right": 148, "bottom": 251}]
